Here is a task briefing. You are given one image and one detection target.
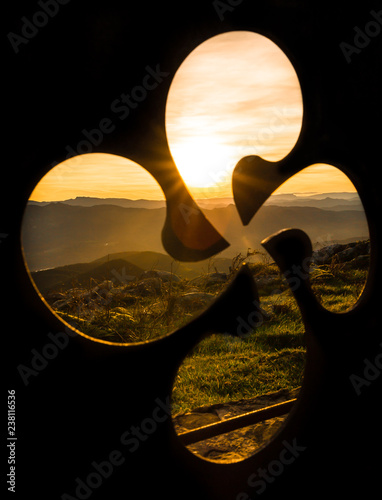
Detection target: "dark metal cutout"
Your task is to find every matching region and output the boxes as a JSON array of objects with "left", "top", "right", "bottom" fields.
[{"left": 5, "top": 2, "right": 381, "bottom": 499}]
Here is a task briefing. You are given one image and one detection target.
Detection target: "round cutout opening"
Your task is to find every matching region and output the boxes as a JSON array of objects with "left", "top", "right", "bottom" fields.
[
  {"left": 166, "top": 30, "right": 303, "bottom": 214},
  {"left": 171, "top": 164, "right": 369, "bottom": 462},
  {"left": 21, "top": 153, "right": 231, "bottom": 344}
]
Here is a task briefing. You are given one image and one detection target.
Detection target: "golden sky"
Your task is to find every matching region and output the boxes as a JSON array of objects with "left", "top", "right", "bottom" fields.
[
  {"left": 166, "top": 31, "right": 303, "bottom": 196},
  {"left": 30, "top": 154, "right": 165, "bottom": 202},
  {"left": 30, "top": 31, "right": 355, "bottom": 202}
]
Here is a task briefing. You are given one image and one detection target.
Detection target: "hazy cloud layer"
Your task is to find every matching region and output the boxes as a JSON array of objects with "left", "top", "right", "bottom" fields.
[{"left": 165, "top": 31, "right": 303, "bottom": 196}]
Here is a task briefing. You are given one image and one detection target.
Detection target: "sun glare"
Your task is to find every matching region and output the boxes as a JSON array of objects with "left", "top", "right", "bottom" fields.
[
  {"left": 170, "top": 136, "right": 233, "bottom": 189},
  {"left": 30, "top": 32, "right": 304, "bottom": 203},
  {"left": 166, "top": 31, "right": 303, "bottom": 200}
]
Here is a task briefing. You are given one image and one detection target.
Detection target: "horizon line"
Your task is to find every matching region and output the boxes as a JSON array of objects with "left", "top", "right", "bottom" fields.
[{"left": 29, "top": 190, "right": 358, "bottom": 203}]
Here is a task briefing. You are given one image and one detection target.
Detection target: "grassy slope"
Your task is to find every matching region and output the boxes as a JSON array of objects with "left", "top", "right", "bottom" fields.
[
  {"left": 49, "top": 254, "right": 368, "bottom": 414},
  {"left": 171, "top": 261, "right": 368, "bottom": 414}
]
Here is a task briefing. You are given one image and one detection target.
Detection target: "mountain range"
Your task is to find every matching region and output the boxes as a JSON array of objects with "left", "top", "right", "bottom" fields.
[
  {"left": 22, "top": 193, "right": 369, "bottom": 272},
  {"left": 28, "top": 192, "right": 363, "bottom": 210}
]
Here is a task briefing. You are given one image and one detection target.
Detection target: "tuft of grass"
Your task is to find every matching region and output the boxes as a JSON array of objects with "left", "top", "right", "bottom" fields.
[
  {"left": 172, "top": 333, "right": 305, "bottom": 414},
  {"left": 171, "top": 309, "right": 306, "bottom": 414},
  {"left": 311, "top": 263, "right": 368, "bottom": 313}
]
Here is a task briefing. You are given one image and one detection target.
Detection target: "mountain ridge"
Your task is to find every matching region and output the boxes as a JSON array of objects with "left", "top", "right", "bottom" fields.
[
  {"left": 28, "top": 192, "right": 361, "bottom": 210},
  {"left": 22, "top": 198, "right": 369, "bottom": 272}
]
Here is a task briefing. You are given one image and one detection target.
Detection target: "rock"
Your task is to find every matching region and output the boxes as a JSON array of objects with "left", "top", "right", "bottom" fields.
[
  {"left": 130, "top": 278, "right": 162, "bottom": 296},
  {"left": 173, "top": 388, "right": 300, "bottom": 462},
  {"left": 175, "top": 412, "right": 220, "bottom": 430},
  {"left": 93, "top": 287, "right": 111, "bottom": 299},
  {"left": 191, "top": 273, "right": 228, "bottom": 287},
  {"left": 335, "top": 247, "right": 358, "bottom": 263},
  {"left": 335, "top": 242, "right": 369, "bottom": 263},
  {"left": 177, "top": 292, "right": 215, "bottom": 311},
  {"left": 312, "top": 243, "right": 345, "bottom": 264},
  {"left": 94, "top": 280, "right": 114, "bottom": 290},
  {"left": 140, "top": 270, "right": 181, "bottom": 283},
  {"left": 186, "top": 417, "right": 287, "bottom": 462},
  {"left": 206, "top": 272, "right": 228, "bottom": 283},
  {"left": 156, "top": 270, "right": 181, "bottom": 283},
  {"left": 342, "top": 254, "right": 370, "bottom": 269},
  {"left": 312, "top": 240, "right": 370, "bottom": 265},
  {"left": 139, "top": 270, "right": 159, "bottom": 280}
]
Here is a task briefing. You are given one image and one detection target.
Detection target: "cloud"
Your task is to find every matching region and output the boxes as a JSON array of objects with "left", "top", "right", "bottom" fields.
[
  {"left": 30, "top": 32, "right": 308, "bottom": 202},
  {"left": 166, "top": 30, "right": 303, "bottom": 174}
]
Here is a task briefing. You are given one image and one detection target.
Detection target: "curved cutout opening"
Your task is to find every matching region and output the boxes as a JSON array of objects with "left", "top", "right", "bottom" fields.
[
  {"left": 171, "top": 163, "right": 369, "bottom": 462},
  {"left": 21, "top": 153, "right": 229, "bottom": 344},
  {"left": 270, "top": 163, "right": 370, "bottom": 313},
  {"left": 165, "top": 30, "right": 303, "bottom": 208},
  {"left": 171, "top": 332, "right": 304, "bottom": 463}
]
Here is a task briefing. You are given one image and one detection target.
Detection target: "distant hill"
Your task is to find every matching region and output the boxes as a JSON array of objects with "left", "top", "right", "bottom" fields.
[
  {"left": 22, "top": 203, "right": 167, "bottom": 271},
  {"left": 28, "top": 192, "right": 362, "bottom": 209},
  {"left": 264, "top": 194, "right": 363, "bottom": 210},
  {"left": 22, "top": 197, "right": 369, "bottom": 272},
  {"left": 31, "top": 251, "right": 234, "bottom": 294},
  {"left": 28, "top": 197, "right": 167, "bottom": 209},
  {"left": 90, "top": 250, "right": 233, "bottom": 279},
  {"left": 31, "top": 258, "right": 144, "bottom": 294},
  {"left": 202, "top": 204, "right": 368, "bottom": 256}
]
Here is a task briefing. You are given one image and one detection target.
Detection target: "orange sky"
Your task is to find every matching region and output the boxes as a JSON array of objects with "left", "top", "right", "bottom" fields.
[{"left": 30, "top": 31, "right": 356, "bottom": 202}]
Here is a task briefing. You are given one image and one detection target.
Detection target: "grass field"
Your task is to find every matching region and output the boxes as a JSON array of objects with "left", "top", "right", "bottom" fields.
[
  {"left": 51, "top": 252, "right": 368, "bottom": 414},
  {"left": 171, "top": 258, "right": 368, "bottom": 414}
]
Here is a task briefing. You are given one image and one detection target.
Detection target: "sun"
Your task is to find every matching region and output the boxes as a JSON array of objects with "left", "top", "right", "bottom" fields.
[
  {"left": 165, "top": 31, "right": 303, "bottom": 200},
  {"left": 171, "top": 136, "right": 233, "bottom": 191}
]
